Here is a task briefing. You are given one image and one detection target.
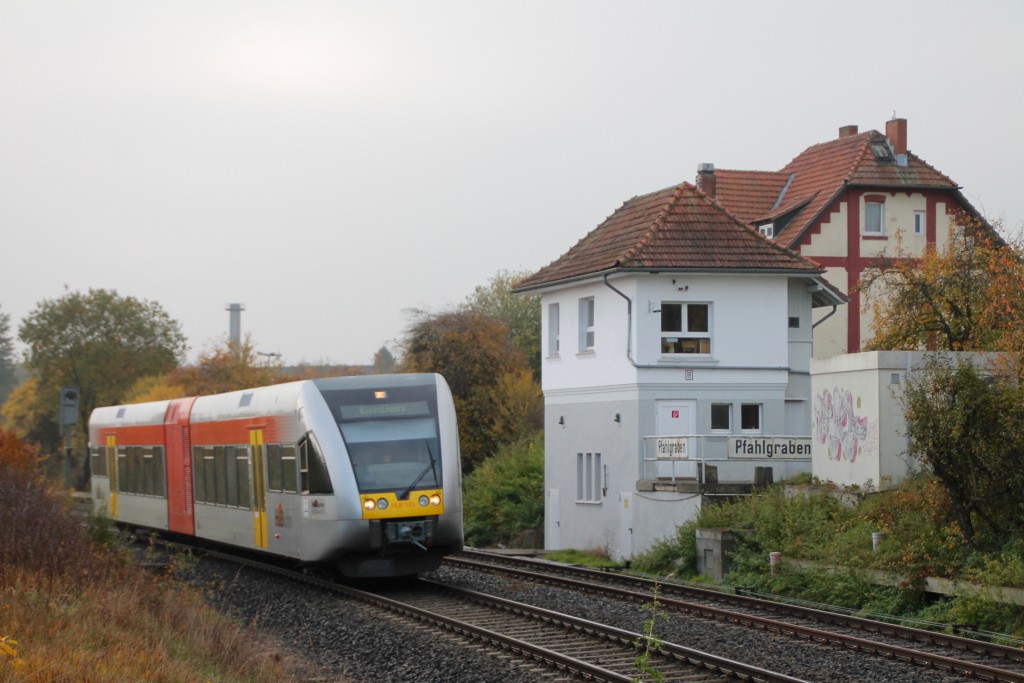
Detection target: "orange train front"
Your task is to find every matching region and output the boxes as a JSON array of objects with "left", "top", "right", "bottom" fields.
[{"left": 89, "top": 374, "right": 464, "bottom": 578}]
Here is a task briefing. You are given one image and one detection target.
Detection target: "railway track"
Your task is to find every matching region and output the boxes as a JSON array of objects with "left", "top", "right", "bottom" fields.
[
  {"left": 447, "top": 549, "right": 1024, "bottom": 682},
  {"left": 370, "top": 579, "right": 807, "bottom": 682},
  {"left": 163, "top": 540, "right": 805, "bottom": 682}
]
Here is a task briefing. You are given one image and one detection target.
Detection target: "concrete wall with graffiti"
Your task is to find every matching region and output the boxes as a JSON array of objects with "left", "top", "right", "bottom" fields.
[{"left": 810, "top": 352, "right": 917, "bottom": 489}]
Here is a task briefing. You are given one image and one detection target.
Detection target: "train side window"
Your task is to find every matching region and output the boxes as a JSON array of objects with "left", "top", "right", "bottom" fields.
[
  {"left": 236, "top": 447, "right": 251, "bottom": 509},
  {"left": 137, "top": 447, "right": 146, "bottom": 494},
  {"left": 132, "top": 447, "right": 143, "bottom": 494},
  {"left": 203, "top": 448, "right": 216, "bottom": 505},
  {"left": 141, "top": 447, "right": 154, "bottom": 496},
  {"left": 192, "top": 447, "right": 205, "bottom": 503},
  {"left": 96, "top": 446, "right": 105, "bottom": 477},
  {"left": 90, "top": 446, "right": 107, "bottom": 477},
  {"left": 117, "top": 447, "right": 129, "bottom": 493},
  {"left": 300, "top": 434, "right": 333, "bottom": 495},
  {"left": 156, "top": 446, "right": 166, "bottom": 497},
  {"left": 214, "top": 446, "right": 228, "bottom": 505},
  {"left": 282, "top": 445, "right": 298, "bottom": 494},
  {"left": 225, "top": 445, "right": 238, "bottom": 507},
  {"left": 267, "top": 444, "right": 283, "bottom": 492}
]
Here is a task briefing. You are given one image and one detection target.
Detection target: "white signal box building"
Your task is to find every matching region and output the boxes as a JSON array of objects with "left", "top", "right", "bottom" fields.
[{"left": 515, "top": 183, "right": 845, "bottom": 560}]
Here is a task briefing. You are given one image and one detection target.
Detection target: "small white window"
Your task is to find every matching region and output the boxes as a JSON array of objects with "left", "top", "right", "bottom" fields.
[
  {"left": 578, "top": 297, "right": 595, "bottom": 352},
  {"left": 548, "top": 303, "right": 560, "bottom": 356},
  {"left": 758, "top": 224, "right": 774, "bottom": 238},
  {"left": 865, "top": 202, "right": 884, "bottom": 234},
  {"left": 914, "top": 210, "right": 926, "bottom": 235},
  {"left": 740, "top": 404, "right": 762, "bottom": 433}
]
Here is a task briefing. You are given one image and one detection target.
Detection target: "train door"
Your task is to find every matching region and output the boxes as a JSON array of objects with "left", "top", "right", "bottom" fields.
[
  {"left": 106, "top": 435, "right": 119, "bottom": 518},
  {"left": 164, "top": 397, "right": 197, "bottom": 535},
  {"left": 249, "top": 429, "right": 269, "bottom": 549}
]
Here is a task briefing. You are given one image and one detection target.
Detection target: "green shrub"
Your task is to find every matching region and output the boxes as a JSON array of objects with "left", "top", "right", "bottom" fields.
[{"left": 462, "top": 431, "right": 544, "bottom": 547}]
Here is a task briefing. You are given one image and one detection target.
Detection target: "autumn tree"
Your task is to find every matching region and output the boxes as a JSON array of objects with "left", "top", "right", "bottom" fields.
[
  {"left": 124, "top": 336, "right": 292, "bottom": 402},
  {"left": 0, "top": 305, "right": 17, "bottom": 407},
  {"left": 859, "top": 214, "right": 1021, "bottom": 352},
  {"left": 173, "top": 336, "right": 286, "bottom": 395},
  {"left": 400, "top": 309, "right": 528, "bottom": 473},
  {"left": 372, "top": 345, "right": 397, "bottom": 374},
  {"left": 0, "top": 423, "right": 43, "bottom": 477},
  {"left": 0, "top": 378, "right": 59, "bottom": 462},
  {"left": 462, "top": 269, "right": 541, "bottom": 379},
  {"left": 18, "top": 289, "right": 186, "bottom": 483},
  {"left": 900, "top": 355, "right": 1024, "bottom": 550}
]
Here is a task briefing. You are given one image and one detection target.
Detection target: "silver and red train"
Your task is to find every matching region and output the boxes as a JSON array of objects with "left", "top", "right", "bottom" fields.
[{"left": 88, "top": 373, "right": 463, "bottom": 578}]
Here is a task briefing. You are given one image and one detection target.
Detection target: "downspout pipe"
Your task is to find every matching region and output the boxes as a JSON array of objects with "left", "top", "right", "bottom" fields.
[
  {"left": 812, "top": 305, "right": 838, "bottom": 329},
  {"left": 603, "top": 273, "right": 637, "bottom": 366}
]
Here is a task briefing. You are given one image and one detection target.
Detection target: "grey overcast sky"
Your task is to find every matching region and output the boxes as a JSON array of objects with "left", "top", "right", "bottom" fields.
[{"left": 2, "top": 1, "right": 1022, "bottom": 366}]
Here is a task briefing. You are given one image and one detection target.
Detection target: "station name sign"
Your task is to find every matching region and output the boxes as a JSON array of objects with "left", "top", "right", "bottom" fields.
[
  {"left": 654, "top": 437, "right": 689, "bottom": 459},
  {"left": 729, "top": 437, "right": 811, "bottom": 459}
]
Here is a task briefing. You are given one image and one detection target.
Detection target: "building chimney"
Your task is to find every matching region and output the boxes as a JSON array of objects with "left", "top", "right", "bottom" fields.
[
  {"left": 838, "top": 124, "right": 859, "bottom": 139},
  {"left": 696, "top": 163, "right": 716, "bottom": 197},
  {"left": 226, "top": 303, "right": 245, "bottom": 348},
  {"left": 886, "top": 117, "right": 908, "bottom": 155}
]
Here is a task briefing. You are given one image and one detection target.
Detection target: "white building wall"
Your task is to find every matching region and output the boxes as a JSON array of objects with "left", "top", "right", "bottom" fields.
[{"left": 539, "top": 271, "right": 821, "bottom": 559}]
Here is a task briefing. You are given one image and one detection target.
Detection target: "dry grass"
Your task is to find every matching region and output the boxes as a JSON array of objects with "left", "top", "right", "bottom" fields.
[
  {"left": 0, "top": 428, "right": 321, "bottom": 682},
  {"left": 0, "top": 568, "right": 308, "bottom": 682}
]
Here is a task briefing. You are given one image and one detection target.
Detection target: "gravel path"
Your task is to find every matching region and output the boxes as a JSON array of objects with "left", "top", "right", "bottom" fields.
[{"left": 181, "top": 554, "right": 972, "bottom": 682}]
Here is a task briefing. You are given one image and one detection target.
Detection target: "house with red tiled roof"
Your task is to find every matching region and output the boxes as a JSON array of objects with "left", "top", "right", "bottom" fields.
[
  {"left": 515, "top": 183, "right": 845, "bottom": 559},
  {"left": 698, "top": 118, "right": 982, "bottom": 357}
]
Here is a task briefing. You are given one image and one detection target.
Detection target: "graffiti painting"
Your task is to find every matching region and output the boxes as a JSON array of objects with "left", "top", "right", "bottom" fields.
[{"left": 814, "top": 387, "right": 878, "bottom": 463}]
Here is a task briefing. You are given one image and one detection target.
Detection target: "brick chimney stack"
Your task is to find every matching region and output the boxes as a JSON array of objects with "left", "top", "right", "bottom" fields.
[
  {"left": 886, "top": 117, "right": 908, "bottom": 155},
  {"left": 838, "top": 124, "right": 859, "bottom": 139},
  {"left": 696, "top": 163, "right": 716, "bottom": 197}
]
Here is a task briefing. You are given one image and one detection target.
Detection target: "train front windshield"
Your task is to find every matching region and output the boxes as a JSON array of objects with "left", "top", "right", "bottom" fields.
[{"left": 318, "top": 383, "right": 442, "bottom": 496}]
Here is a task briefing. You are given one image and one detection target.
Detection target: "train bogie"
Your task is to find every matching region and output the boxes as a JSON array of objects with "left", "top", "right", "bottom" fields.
[{"left": 89, "top": 373, "right": 464, "bottom": 578}]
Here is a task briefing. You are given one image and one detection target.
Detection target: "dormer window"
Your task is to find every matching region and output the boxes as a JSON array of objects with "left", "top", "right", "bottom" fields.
[
  {"left": 870, "top": 143, "right": 893, "bottom": 161},
  {"left": 758, "top": 223, "right": 774, "bottom": 239}
]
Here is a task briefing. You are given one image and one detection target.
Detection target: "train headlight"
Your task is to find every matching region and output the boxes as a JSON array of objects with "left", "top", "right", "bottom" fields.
[
  {"left": 418, "top": 495, "right": 429, "bottom": 507},
  {"left": 377, "top": 498, "right": 388, "bottom": 510},
  {"left": 429, "top": 494, "right": 441, "bottom": 506},
  {"left": 363, "top": 498, "right": 376, "bottom": 511}
]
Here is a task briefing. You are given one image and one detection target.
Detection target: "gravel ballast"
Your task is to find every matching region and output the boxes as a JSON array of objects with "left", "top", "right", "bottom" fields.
[{"left": 182, "top": 554, "right": 971, "bottom": 682}]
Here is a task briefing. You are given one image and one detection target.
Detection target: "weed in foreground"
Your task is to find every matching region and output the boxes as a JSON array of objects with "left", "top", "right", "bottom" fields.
[{"left": 633, "top": 583, "right": 667, "bottom": 683}]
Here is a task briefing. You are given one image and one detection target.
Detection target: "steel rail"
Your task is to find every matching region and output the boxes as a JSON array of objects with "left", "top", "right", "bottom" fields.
[
  {"left": 169, "top": 541, "right": 805, "bottom": 682},
  {"left": 450, "top": 550, "right": 1024, "bottom": 683}
]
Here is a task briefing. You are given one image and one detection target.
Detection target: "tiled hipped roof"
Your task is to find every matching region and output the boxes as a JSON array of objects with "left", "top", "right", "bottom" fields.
[
  {"left": 515, "top": 183, "right": 823, "bottom": 291},
  {"left": 764, "top": 129, "right": 958, "bottom": 249}
]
